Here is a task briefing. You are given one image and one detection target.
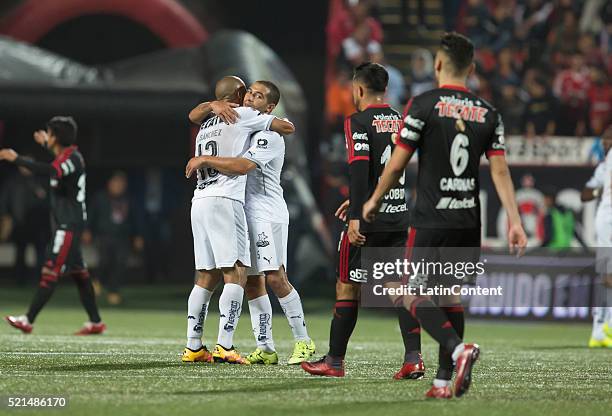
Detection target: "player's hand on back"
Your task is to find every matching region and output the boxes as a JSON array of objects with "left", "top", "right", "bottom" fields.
[
  {"left": 211, "top": 101, "right": 240, "bottom": 124},
  {"left": 335, "top": 200, "right": 350, "bottom": 222},
  {"left": 508, "top": 222, "right": 527, "bottom": 257},
  {"left": 362, "top": 198, "right": 381, "bottom": 223},
  {"left": 347, "top": 219, "right": 366, "bottom": 246},
  {"left": 0, "top": 148, "right": 18, "bottom": 162}
]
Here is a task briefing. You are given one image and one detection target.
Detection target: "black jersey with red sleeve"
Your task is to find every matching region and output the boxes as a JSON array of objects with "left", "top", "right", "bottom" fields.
[
  {"left": 345, "top": 104, "right": 409, "bottom": 233},
  {"left": 397, "top": 85, "right": 505, "bottom": 229},
  {"left": 15, "top": 146, "right": 87, "bottom": 230}
]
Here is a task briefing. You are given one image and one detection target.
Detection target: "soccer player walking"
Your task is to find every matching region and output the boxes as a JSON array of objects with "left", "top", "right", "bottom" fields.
[
  {"left": 362, "top": 33, "right": 527, "bottom": 398},
  {"left": 302, "top": 62, "right": 425, "bottom": 379},
  {"left": 2, "top": 116, "right": 105, "bottom": 335}
]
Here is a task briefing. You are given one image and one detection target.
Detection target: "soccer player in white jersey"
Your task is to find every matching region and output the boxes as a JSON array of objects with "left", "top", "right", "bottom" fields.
[
  {"left": 581, "top": 126, "right": 612, "bottom": 348},
  {"left": 181, "top": 76, "right": 295, "bottom": 364},
  {"left": 187, "top": 80, "right": 315, "bottom": 364}
]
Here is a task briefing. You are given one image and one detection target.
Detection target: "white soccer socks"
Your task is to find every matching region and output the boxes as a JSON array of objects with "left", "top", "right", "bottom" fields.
[
  {"left": 217, "top": 283, "right": 244, "bottom": 349},
  {"left": 248, "top": 295, "right": 275, "bottom": 353},
  {"left": 186, "top": 285, "right": 213, "bottom": 350},
  {"left": 278, "top": 289, "right": 310, "bottom": 342}
]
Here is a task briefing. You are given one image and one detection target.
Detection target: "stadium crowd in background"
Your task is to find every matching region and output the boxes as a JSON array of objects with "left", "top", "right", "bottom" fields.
[{"left": 322, "top": 0, "right": 612, "bottom": 229}]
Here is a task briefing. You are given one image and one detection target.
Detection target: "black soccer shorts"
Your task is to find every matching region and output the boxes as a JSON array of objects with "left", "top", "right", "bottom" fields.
[
  {"left": 337, "top": 228, "right": 408, "bottom": 284},
  {"left": 44, "top": 227, "right": 88, "bottom": 278},
  {"left": 404, "top": 227, "right": 481, "bottom": 289}
]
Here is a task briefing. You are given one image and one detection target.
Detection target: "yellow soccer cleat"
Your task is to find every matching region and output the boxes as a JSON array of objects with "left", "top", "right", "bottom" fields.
[
  {"left": 212, "top": 344, "right": 250, "bottom": 364},
  {"left": 181, "top": 346, "right": 213, "bottom": 363},
  {"left": 287, "top": 340, "right": 316, "bottom": 365},
  {"left": 245, "top": 348, "right": 279, "bottom": 365},
  {"left": 604, "top": 323, "right": 612, "bottom": 338},
  {"left": 588, "top": 336, "right": 612, "bottom": 348}
]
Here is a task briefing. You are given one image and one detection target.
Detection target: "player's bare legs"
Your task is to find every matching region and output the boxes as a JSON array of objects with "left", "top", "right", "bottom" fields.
[
  {"left": 182, "top": 269, "right": 221, "bottom": 362},
  {"left": 212, "top": 262, "right": 249, "bottom": 363}
]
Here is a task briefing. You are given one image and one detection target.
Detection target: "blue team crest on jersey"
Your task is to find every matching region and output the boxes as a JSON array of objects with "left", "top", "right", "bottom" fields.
[{"left": 256, "top": 232, "right": 270, "bottom": 247}]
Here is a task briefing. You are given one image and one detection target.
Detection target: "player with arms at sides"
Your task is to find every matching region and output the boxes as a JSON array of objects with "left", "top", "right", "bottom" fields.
[
  {"left": 186, "top": 80, "right": 315, "bottom": 365},
  {"left": 302, "top": 62, "right": 426, "bottom": 379},
  {"left": 581, "top": 125, "right": 612, "bottom": 348},
  {"left": 181, "top": 76, "right": 295, "bottom": 364},
  {"left": 363, "top": 33, "right": 527, "bottom": 398},
  {"left": 2, "top": 116, "right": 105, "bottom": 335}
]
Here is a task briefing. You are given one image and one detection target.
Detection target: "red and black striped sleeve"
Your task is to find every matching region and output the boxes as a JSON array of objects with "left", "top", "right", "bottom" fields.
[{"left": 344, "top": 115, "right": 370, "bottom": 220}]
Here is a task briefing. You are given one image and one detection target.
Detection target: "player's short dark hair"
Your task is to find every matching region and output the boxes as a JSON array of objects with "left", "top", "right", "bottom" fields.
[
  {"left": 353, "top": 62, "right": 388, "bottom": 93},
  {"left": 47, "top": 116, "right": 77, "bottom": 146},
  {"left": 255, "top": 80, "right": 281, "bottom": 105},
  {"left": 439, "top": 32, "right": 474, "bottom": 75}
]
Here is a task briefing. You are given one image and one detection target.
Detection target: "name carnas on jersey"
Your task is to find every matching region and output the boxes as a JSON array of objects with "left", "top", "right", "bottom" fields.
[
  {"left": 397, "top": 86, "right": 506, "bottom": 229},
  {"left": 192, "top": 106, "right": 276, "bottom": 204}
]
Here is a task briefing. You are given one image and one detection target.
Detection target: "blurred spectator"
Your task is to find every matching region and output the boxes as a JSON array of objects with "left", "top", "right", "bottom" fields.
[
  {"left": 326, "top": 64, "right": 356, "bottom": 131},
  {"left": 540, "top": 187, "right": 587, "bottom": 250},
  {"left": 496, "top": 81, "right": 526, "bottom": 136},
  {"left": 553, "top": 53, "right": 590, "bottom": 136},
  {"left": 523, "top": 77, "right": 558, "bottom": 138},
  {"left": 409, "top": 48, "right": 434, "bottom": 98},
  {"left": 489, "top": 3, "right": 515, "bottom": 51},
  {"left": 587, "top": 66, "right": 612, "bottom": 136},
  {"left": 548, "top": 9, "right": 580, "bottom": 63},
  {"left": 85, "top": 171, "right": 143, "bottom": 305},
  {"left": 327, "top": 0, "right": 383, "bottom": 59},
  {"left": 578, "top": 33, "right": 604, "bottom": 67},
  {"left": 491, "top": 47, "right": 520, "bottom": 88},
  {"left": 341, "top": 21, "right": 382, "bottom": 66},
  {"left": 0, "top": 161, "right": 49, "bottom": 285},
  {"left": 464, "top": 0, "right": 494, "bottom": 48}
]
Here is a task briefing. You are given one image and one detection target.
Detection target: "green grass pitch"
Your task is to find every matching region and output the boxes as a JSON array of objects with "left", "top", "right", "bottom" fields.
[{"left": 0, "top": 285, "right": 610, "bottom": 416}]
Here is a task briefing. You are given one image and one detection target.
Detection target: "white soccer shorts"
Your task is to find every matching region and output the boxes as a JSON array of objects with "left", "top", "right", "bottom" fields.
[
  {"left": 246, "top": 221, "right": 288, "bottom": 275},
  {"left": 191, "top": 197, "right": 250, "bottom": 270}
]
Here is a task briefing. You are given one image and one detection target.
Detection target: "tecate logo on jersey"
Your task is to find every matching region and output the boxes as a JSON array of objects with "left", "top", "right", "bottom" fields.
[
  {"left": 435, "top": 197, "right": 476, "bottom": 209},
  {"left": 379, "top": 202, "right": 408, "bottom": 213},
  {"left": 354, "top": 142, "right": 370, "bottom": 152}
]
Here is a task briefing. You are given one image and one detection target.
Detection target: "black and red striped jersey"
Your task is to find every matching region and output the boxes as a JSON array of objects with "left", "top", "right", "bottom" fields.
[
  {"left": 15, "top": 146, "right": 87, "bottom": 229},
  {"left": 397, "top": 85, "right": 505, "bottom": 229},
  {"left": 345, "top": 103, "right": 409, "bottom": 232}
]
